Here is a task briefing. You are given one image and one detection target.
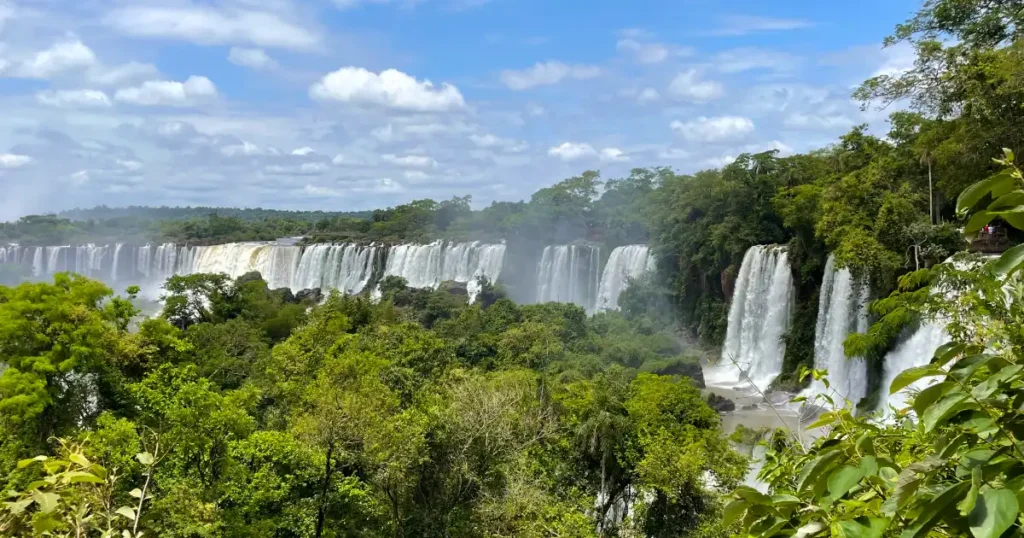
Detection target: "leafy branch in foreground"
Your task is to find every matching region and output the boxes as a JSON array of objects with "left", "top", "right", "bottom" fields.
[
  {"left": 726, "top": 150, "right": 1024, "bottom": 538},
  {"left": 1, "top": 439, "right": 158, "bottom": 537}
]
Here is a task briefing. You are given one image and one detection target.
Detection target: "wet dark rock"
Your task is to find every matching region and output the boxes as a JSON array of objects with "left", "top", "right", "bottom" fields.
[
  {"left": 295, "top": 288, "right": 324, "bottom": 303},
  {"left": 706, "top": 393, "right": 736, "bottom": 413},
  {"left": 270, "top": 288, "right": 296, "bottom": 304}
]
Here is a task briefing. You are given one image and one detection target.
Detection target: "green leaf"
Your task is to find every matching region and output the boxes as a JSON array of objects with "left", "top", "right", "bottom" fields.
[
  {"left": 136, "top": 452, "right": 154, "bottom": 466},
  {"left": 968, "top": 489, "right": 1019, "bottom": 538},
  {"left": 900, "top": 481, "right": 971, "bottom": 538},
  {"left": 129, "top": 488, "right": 144, "bottom": 499},
  {"left": 922, "top": 391, "right": 969, "bottom": 432},
  {"left": 990, "top": 244, "right": 1024, "bottom": 277},
  {"left": 794, "top": 521, "right": 827, "bottom": 538},
  {"left": 1003, "top": 147, "right": 1015, "bottom": 163},
  {"left": 890, "top": 366, "right": 941, "bottom": 395},
  {"left": 837, "top": 517, "right": 889, "bottom": 538},
  {"left": 912, "top": 382, "right": 954, "bottom": 416},
  {"left": 931, "top": 342, "right": 965, "bottom": 366},
  {"left": 66, "top": 471, "right": 105, "bottom": 484},
  {"left": 68, "top": 453, "right": 91, "bottom": 467},
  {"left": 987, "top": 190, "right": 1024, "bottom": 210},
  {"left": 806, "top": 411, "right": 837, "bottom": 430},
  {"left": 115, "top": 506, "right": 137, "bottom": 521},
  {"left": 734, "top": 486, "right": 772, "bottom": 505},
  {"left": 859, "top": 455, "right": 879, "bottom": 477},
  {"left": 722, "top": 499, "right": 748, "bottom": 526},
  {"left": 959, "top": 466, "right": 982, "bottom": 516},
  {"left": 6, "top": 498, "right": 33, "bottom": 515},
  {"left": 33, "top": 514, "right": 61, "bottom": 534},
  {"left": 965, "top": 210, "right": 996, "bottom": 235},
  {"left": 31, "top": 490, "right": 59, "bottom": 514},
  {"left": 958, "top": 176, "right": 998, "bottom": 216},
  {"left": 992, "top": 206, "right": 1024, "bottom": 229},
  {"left": 17, "top": 456, "right": 47, "bottom": 469},
  {"left": 828, "top": 465, "right": 865, "bottom": 499},
  {"left": 990, "top": 169, "right": 1018, "bottom": 198},
  {"left": 797, "top": 451, "right": 845, "bottom": 492}
]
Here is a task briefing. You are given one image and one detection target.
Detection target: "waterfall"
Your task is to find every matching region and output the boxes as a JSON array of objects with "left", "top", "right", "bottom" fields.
[
  {"left": 46, "top": 246, "right": 67, "bottom": 274},
  {"left": 805, "top": 255, "right": 870, "bottom": 406},
  {"left": 710, "top": 245, "right": 795, "bottom": 390},
  {"left": 292, "top": 243, "right": 378, "bottom": 294},
  {"left": 111, "top": 243, "right": 124, "bottom": 282},
  {"left": 381, "top": 241, "right": 507, "bottom": 302},
  {"left": 8, "top": 240, "right": 504, "bottom": 302},
  {"left": 878, "top": 322, "right": 950, "bottom": 414},
  {"left": 74, "top": 244, "right": 108, "bottom": 279},
  {"left": 535, "top": 245, "right": 601, "bottom": 311},
  {"left": 189, "top": 243, "right": 299, "bottom": 289},
  {"left": 0, "top": 245, "right": 21, "bottom": 265},
  {"left": 595, "top": 245, "right": 656, "bottom": 312},
  {"left": 743, "top": 444, "right": 770, "bottom": 494}
]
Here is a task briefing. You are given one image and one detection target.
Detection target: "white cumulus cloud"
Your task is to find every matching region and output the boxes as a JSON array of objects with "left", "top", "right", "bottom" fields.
[
  {"left": 69, "top": 170, "right": 90, "bottom": 185},
  {"left": 115, "top": 76, "right": 218, "bottom": 106},
  {"left": 106, "top": 6, "right": 319, "bottom": 50},
  {"left": 0, "top": 153, "right": 33, "bottom": 169},
  {"left": 381, "top": 154, "right": 437, "bottom": 168},
  {"left": 87, "top": 62, "right": 161, "bottom": 86},
  {"left": 500, "top": 61, "right": 601, "bottom": 90},
  {"left": 36, "top": 89, "right": 112, "bottom": 108},
  {"left": 637, "top": 87, "right": 660, "bottom": 104},
  {"left": 310, "top": 67, "right": 466, "bottom": 112},
  {"left": 7, "top": 38, "right": 97, "bottom": 79},
  {"left": 470, "top": 133, "right": 528, "bottom": 152},
  {"left": 291, "top": 146, "right": 316, "bottom": 156},
  {"left": 548, "top": 142, "right": 596, "bottom": 161},
  {"left": 670, "top": 116, "right": 755, "bottom": 142},
  {"left": 668, "top": 69, "right": 725, "bottom": 102},
  {"left": 228, "top": 47, "right": 278, "bottom": 70},
  {"left": 600, "top": 148, "right": 629, "bottom": 162},
  {"left": 221, "top": 141, "right": 263, "bottom": 157},
  {"left": 616, "top": 39, "right": 670, "bottom": 64}
]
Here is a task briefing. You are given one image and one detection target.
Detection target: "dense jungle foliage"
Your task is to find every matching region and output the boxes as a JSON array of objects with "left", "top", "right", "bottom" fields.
[{"left": 0, "top": 270, "right": 743, "bottom": 537}]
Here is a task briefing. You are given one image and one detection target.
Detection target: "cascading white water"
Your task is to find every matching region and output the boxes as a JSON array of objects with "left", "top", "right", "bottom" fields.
[
  {"left": 111, "top": 243, "right": 124, "bottom": 282},
  {"left": 709, "top": 245, "right": 795, "bottom": 390},
  {"left": 292, "top": 243, "right": 378, "bottom": 294},
  {"left": 877, "top": 322, "right": 950, "bottom": 414},
  {"left": 535, "top": 245, "right": 601, "bottom": 311},
  {"left": 595, "top": 245, "right": 656, "bottom": 312},
  {"left": 743, "top": 444, "right": 770, "bottom": 494},
  {"left": 381, "top": 241, "right": 506, "bottom": 302},
  {"left": 189, "top": 243, "right": 297, "bottom": 289},
  {"left": 74, "top": 244, "right": 108, "bottom": 278},
  {"left": 805, "top": 255, "right": 870, "bottom": 406},
  {"left": 46, "top": 246, "right": 67, "bottom": 275}
]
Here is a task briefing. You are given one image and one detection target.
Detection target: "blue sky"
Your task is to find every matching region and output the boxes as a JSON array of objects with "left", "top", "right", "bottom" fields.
[{"left": 0, "top": 0, "right": 920, "bottom": 219}]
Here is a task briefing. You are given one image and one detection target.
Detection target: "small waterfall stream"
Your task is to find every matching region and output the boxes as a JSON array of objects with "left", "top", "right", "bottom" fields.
[
  {"left": 805, "top": 255, "right": 870, "bottom": 406},
  {"left": 708, "top": 245, "right": 795, "bottom": 390},
  {"left": 595, "top": 245, "right": 656, "bottom": 312}
]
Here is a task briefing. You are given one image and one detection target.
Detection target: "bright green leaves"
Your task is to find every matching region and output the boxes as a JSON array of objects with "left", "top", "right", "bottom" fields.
[
  {"left": 828, "top": 466, "right": 865, "bottom": 499},
  {"left": 900, "top": 481, "right": 972, "bottom": 538},
  {"left": 797, "top": 450, "right": 845, "bottom": 492},
  {"left": 957, "top": 165, "right": 1021, "bottom": 218},
  {"left": 968, "top": 489, "right": 1019, "bottom": 538},
  {"left": 836, "top": 517, "right": 889, "bottom": 538},
  {"left": 889, "top": 365, "right": 943, "bottom": 394},
  {"left": 990, "top": 243, "right": 1024, "bottom": 278}
]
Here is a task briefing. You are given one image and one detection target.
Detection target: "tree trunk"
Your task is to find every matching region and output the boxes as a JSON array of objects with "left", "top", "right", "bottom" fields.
[
  {"left": 928, "top": 161, "right": 934, "bottom": 225},
  {"left": 315, "top": 443, "right": 335, "bottom": 538}
]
